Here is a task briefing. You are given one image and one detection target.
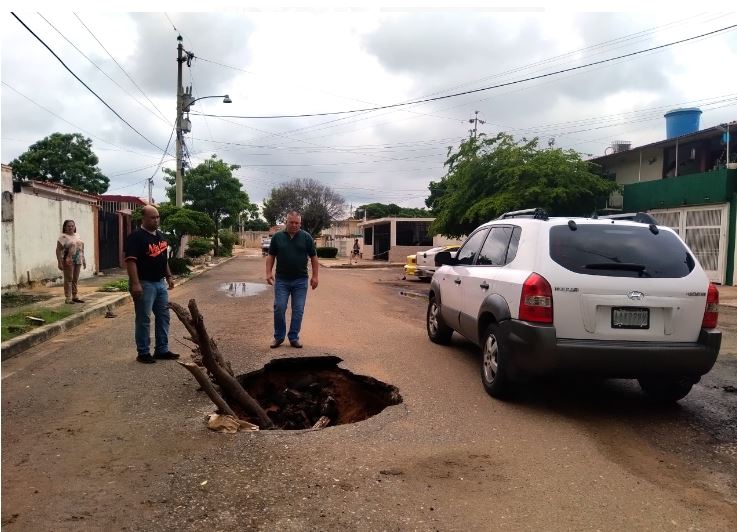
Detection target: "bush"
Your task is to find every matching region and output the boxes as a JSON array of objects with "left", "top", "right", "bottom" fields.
[
  {"left": 316, "top": 247, "right": 338, "bottom": 258},
  {"left": 217, "top": 229, "right": 238, "bottom": 257},
  {"left": 168, "top": 257, "right": 191, "bottom": 275},
  {"left": 185, "top": 237, "right": 213, "bottom": 258}
]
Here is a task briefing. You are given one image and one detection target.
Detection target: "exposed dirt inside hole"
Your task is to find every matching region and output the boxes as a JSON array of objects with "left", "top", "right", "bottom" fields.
[{"left": 236, "top": 356, "right": 402, "bottom": 430}]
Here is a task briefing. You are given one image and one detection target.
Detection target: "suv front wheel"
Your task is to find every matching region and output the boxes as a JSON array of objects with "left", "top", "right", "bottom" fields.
[
  {"left": 480, "top": 323, "right": 512, "bottom": 399},
  {"left": 427, "top": 296, "right": 453, "bottom": 344}
]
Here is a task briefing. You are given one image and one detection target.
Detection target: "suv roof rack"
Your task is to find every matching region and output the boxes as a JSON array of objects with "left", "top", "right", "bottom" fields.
[
  {"left": 598, "top": 212, "right": 658, "bottom": 225},
  {"left": 498, "top": 208, "right": 549, "bottom": 221}
]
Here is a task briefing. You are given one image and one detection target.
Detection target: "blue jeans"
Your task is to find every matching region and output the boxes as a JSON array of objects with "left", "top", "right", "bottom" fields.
[
  {"left": 133, "top": 279, "right": 170, "bottom": 356},
  {"left": 273, "top": 276, "right": 308, "bottom": 342}
]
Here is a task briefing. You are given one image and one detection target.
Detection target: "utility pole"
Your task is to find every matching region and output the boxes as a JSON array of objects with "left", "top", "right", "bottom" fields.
[
  {"left": 469, "top": 110, "right": 485, "bottom": 140},
  {"left": 148, "top": 177, "right": 153, "bottom": 204},
  {"left": 175, "top": 35, "right": 184, "bottom": 207}
]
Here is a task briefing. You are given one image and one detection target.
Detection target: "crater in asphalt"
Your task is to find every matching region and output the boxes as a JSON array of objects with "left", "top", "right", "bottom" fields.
[
  {"left": 217, "top": 282, "right": 269, "bottom": 297},
  {"left": 237, "top": 356, "right": 402, "bottom": 430}
]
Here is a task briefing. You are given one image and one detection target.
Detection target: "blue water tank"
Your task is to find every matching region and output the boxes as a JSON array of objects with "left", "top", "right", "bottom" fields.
[{"left": 664, "top": 108, "right": 702, "bottom": 139}]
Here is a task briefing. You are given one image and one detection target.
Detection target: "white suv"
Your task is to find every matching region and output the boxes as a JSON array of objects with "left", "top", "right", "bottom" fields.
[{"left": 427, "top": 209, "right": 721, "bottom": 401}]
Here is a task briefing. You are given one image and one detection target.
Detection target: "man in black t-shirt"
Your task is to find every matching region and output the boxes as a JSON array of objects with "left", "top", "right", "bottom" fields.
[{"left": 124, "top": 205, "right": 178, "bottom": 364}]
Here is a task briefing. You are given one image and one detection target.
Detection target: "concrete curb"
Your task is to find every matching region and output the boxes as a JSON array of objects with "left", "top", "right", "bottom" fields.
[
  {"left": 320, "top": 263, "right": 404, "bottom": 269},
  {"left": 1, "top": 254, "right": 239, "bottom": 361}
]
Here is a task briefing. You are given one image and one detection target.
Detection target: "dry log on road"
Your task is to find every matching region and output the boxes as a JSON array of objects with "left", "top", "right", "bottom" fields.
[
  {"left": 176, "top": 361, "right": 237, "bottom": 418},
  {"left": 171, "top": 298, "right": 274, "bottom": 429}
]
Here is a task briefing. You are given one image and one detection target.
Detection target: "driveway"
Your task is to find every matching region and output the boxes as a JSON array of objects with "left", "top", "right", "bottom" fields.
[{"left": 2, "top": 254, "right": 736, "bottom": 530}]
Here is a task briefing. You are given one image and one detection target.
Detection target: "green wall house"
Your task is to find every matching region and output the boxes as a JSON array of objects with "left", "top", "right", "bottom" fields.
[{"left": 591, "top": 118, "right": 737, "bottom": 284}]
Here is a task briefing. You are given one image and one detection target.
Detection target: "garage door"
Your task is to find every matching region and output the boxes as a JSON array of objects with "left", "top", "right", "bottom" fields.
[{"left": 650, "top": 204, "right": 728, "bottom": 284}]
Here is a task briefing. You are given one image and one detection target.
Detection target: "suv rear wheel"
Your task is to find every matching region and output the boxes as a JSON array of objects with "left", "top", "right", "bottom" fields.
[
  {"left": 638, "top": 377, "right": 695, "bottom": 402},
  {"left": 480, "top": 323, "right": 512, "bottom": 399},
  {"left": 427, "top": 296, "right": 453, "bottom": 344}
]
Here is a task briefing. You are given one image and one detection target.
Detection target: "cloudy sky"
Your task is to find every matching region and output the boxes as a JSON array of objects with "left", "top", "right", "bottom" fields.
[{"left": 2, "top": 3, "right": 737, "bottom": 215}]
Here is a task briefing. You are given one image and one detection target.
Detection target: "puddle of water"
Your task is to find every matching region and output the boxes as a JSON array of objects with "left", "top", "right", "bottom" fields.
[{"left": 218, "top": 282, "right": 269, "bottom": 297}]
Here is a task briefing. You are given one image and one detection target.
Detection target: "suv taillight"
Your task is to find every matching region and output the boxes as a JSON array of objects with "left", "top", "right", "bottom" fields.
[
  {"left": 702, "top": 282, "right": 719, "bottom": 329},
  {"left": 519, "top": 273, "right": 553, "bottom": 324}
]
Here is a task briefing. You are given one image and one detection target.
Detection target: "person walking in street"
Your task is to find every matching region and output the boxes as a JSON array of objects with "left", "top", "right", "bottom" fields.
[
  {"left": 56, "top": 219, "right": 86, "bottom": 304},
  {"left": 351, "top": 238, "right": 361, "bottom": 264},
  {"left": 124, "top": 205, "right": 178, "bottom": 364},
  {"left": 265, "top": 211, "right": 319, "bottom": 348}
]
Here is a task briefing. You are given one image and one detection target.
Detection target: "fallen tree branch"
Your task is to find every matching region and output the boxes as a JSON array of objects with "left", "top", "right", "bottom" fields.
[
  {"left": 311, "top": 416, "right": 331, "bottom": 430},
  {"left": 177, "top": 361, "right": 236, "bottom": 418},
  {"left": 168, "top": 302, "right": 201, "bottom": 344},
  {"left": 185, "top": 299, "right": 274, "bottom": 429},
  {"left": 188, "top": 299, "right": 233, "bottom": 376}
]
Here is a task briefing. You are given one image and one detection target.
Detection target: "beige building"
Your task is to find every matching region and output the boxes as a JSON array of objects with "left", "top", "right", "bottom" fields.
[
  {"left": 316, "top": 218, "right": 362, "bottom": 257},
  {"left": 358, "top": 217, "right": 461, "bottom": 262},
  {"left": 2, "top": 169, "right": 99, "bottom": 288}
]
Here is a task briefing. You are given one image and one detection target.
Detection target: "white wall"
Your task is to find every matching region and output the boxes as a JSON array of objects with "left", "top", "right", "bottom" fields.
[{"left": 2, "top": 192, "right": 97, "bottom": 287}]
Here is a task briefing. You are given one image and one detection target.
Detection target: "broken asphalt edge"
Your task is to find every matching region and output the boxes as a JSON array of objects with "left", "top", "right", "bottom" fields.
[{"left": 0, "top": 254, "right": 238, "bottom": 362}]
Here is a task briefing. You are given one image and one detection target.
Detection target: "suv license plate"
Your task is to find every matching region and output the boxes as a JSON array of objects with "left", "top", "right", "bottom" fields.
[{"left": 611, "top": 307, "right": 649, "bottom": 329}]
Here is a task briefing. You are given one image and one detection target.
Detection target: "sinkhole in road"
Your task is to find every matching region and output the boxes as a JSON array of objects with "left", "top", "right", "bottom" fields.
[
  {"left": 237, "top": 356, "right": 402, "bottom": 430},
  {"left": 217, "top": 282, "right": 269, "bottom": 297}
]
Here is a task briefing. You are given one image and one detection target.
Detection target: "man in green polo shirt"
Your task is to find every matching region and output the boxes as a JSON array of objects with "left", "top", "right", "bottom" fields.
[{"left": 266, "top": 211, "right": 319, "bottom": 348}]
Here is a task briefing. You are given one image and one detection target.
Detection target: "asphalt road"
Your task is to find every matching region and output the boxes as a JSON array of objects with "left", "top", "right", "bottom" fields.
[{"left": 2, "top": 254, "right": 736, "bottom": 531}]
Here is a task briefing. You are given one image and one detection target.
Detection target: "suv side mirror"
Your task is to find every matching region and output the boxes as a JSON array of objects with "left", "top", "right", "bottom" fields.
[{"left": 435, "top": 251, "right": 456, "bottom": 266}]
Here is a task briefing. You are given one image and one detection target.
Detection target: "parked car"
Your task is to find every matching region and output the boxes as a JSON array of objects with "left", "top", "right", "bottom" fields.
[
  {"left": 404, "top": 254, "right": 417, "bottom": 278},
  {"left": 427, "top": 208, "right": 721, "bottom": 402},
  {"left": 415, "top": 245, "right": 461, "bottom": 280},
  {"left": 261, "top": 236, "right": 272, "bottom": 256}
]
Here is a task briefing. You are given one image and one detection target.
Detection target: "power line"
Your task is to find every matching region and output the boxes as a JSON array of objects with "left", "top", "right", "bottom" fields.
[
  {"left": 11, "top": 12, "right": 167, "bottom": 153},
  {"left": 1, "top": 80, "right": 161, "bottom": 159},
  {"left": 37, "top": 13, "right": 172, "bottom": 128},
  {"left": 193, "top": 24, "right": 737, "bottom": 120},
  {"left": 73, "top": 12, "right": 171, "bottom": 125}
]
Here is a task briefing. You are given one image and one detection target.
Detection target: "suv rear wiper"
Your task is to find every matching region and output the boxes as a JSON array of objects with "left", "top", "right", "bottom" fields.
[{"left": 584, "top": 262, "right": 646, "bottom": 272}]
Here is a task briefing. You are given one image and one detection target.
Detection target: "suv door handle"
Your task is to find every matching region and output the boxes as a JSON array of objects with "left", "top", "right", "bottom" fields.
[
  {"left": 480, "top": 281, "right": 489, "bottom": 289},
  {"left": 454, "top": 278, "right": 462, "bottom": 284}
]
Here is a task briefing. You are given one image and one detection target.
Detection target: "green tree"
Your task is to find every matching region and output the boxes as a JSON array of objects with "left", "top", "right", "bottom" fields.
[
  {"left": 132, "top": 203, "right": 215, "bottom": 257},
  {"left": 164, "top": 156, "right": 250, "bottom": 255},
  {"left": 262, "top": 178, "right": 344, "bottom": 236},
  {"left": 426, "top": 133, "right": 619, "bottom": 238},
  {"left": 9, "top": 132, "right": 109, "bottom": 194},
  {"left": 354, "top": 202, "right": 430, "bottom": 220}
]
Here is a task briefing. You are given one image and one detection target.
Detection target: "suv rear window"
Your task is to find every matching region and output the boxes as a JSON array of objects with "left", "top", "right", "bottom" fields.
[{"left": 549, "top": 224, "right": 696, "bottom": 278}]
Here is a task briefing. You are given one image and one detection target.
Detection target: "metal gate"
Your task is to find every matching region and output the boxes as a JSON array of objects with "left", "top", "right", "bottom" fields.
[
  {"left": 98, "top": 210, "right": 120, "bottom": 270},
  {"left": 650, "top": 204, "right": 728, "bottom": 284},
  {"left": 373, "top": 222, "right": 390, "bottom": 261}
]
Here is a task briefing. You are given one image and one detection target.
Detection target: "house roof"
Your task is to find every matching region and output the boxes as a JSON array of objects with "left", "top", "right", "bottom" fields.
[
  {"left": 22, "top": 180, "right": 99, "bottom": 203},
  {"left": 590, "top": 120, "right": 736, "bottom": 164},
  {"left": 358, "top": 217, "right": 435, "bottom": 227},
  {"left": 99, "top": 194, "right": 148, "bottom": 205}
]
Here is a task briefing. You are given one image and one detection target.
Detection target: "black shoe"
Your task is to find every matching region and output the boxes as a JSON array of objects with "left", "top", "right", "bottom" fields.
[
  {"left": 136, "top": 354, "right": 156, "bottom": 364},
  {"left": 153, "top": 351, "right": 180, "bottom": 360},
  {"left": 270, "top": 338, "right": 284, "bottom": 348},
  {"left": 72, "top": 298, "right": 85, "bottom": 303},
  {"left": 289, "top": 340, "right": 303, "bottom": 348}
]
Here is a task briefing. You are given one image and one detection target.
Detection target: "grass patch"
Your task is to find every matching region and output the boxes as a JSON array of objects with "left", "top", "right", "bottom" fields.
[
  {"left": 1, "top": 307, "right": 75, "bottom": 342},
  {"left": 98, "top": 279, "right": 129, "bottom": 292},
  {"left": 1, "top": 293, "right": 53, "bottom": 309}
]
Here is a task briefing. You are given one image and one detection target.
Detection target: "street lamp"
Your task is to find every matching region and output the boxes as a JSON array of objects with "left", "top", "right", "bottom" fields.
[{"left": 182, "top": 94, "right": 232, "bottom": 113}]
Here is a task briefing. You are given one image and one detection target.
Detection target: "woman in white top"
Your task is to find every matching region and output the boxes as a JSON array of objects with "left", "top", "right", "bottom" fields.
[{"left": 56, "top": 219, "right": 86, "bottom": 304}]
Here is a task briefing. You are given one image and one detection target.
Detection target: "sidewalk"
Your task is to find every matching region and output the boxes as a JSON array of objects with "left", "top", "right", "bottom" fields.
[
  {"left": 1, "top": 250, "right": 246, "bottom": 361},
  {"left": 318, "top": 257, "right": 404, "bottom": 269}
]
